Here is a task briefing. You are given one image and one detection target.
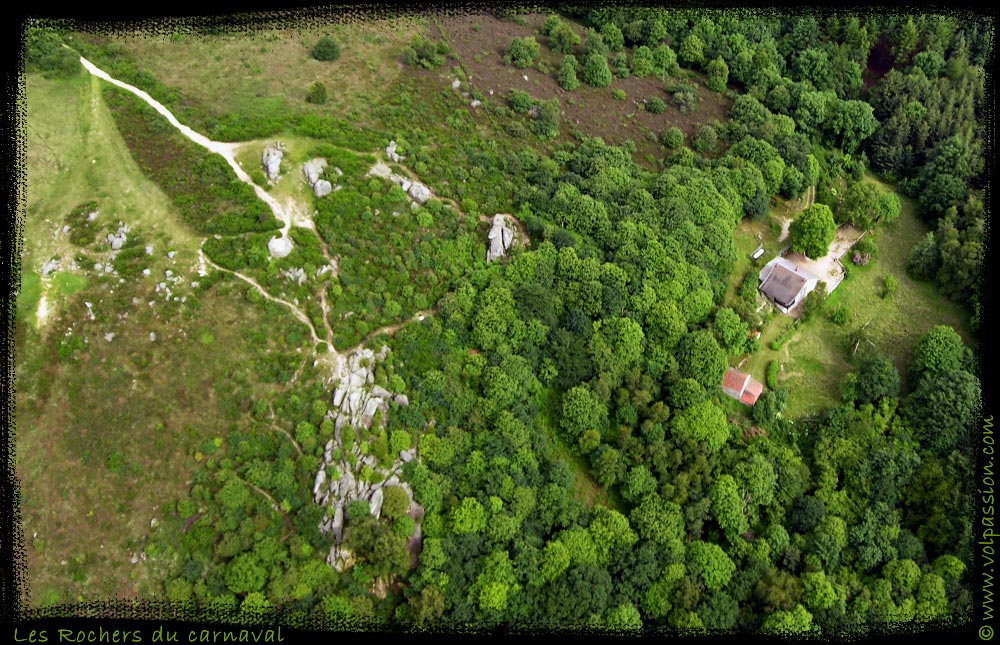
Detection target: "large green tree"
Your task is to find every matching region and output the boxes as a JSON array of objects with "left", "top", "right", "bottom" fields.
[
  {"left": 676, "top": 330, "right": 727, "bottom": 390},
  {"left": 790, "top": 203, "right": 836, "bottom": 259}
]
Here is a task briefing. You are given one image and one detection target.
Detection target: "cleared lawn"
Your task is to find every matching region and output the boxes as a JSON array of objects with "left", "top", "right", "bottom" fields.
[{"left": 729, "top": 178, "right": 970, "bottom": 419}]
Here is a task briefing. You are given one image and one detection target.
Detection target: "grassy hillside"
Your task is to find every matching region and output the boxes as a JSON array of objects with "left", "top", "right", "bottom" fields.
[{"left": 17, "top": 69, "right": 319, "bottom": 604}]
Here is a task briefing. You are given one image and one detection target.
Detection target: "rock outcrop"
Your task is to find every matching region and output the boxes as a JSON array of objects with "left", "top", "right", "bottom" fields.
[
  {"left": 261, "top": 142, "right": 284, "bottom": 183},
  {"left": 268, "top": 235, "right": 293, "bottom": 259},
  {"left": 40, "top": 259, "right": 61, "bottom": 278},
  {"left": 314, "top": 345, "right": 424, "bottom": 571},
  {"left": 280, "top": 267, "right": 307, "bottom": 286},
  {"left": 408, "top": 182, "right": 431, "bottom": 204},
  {"left": 486, "top": 214, "right": 514, "bottom": 263},
  {"left": 368, "top": 162, "right": 391, "bottom": 179},
  {"left": 368, "top": 162, "right": 432, "bottom": 205},
  {"left": 303, "top": 158, "right": 341, "bottom": 198},
  {"left": 314, "top": 180, "right": 333, "bottom": 198},
  {"left": 386, "top": 140, "right": 403, "bottom": 163},
  {"left": 107, "top": 223, "right": 129, "bottom": 251},
  {"left": 302, "top": 158, "right": 328, "bottom": 186}
]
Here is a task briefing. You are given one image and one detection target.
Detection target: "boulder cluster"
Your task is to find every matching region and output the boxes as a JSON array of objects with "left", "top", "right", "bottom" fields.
[
  {"left": 314, "top": 346, "right": 423, "bottom": 570},
  {"left": 367, "top": 160, "right": 432, "bottom": 205},
  {"left": 302, "top": 157, "right": 343, "bottom": 198}
]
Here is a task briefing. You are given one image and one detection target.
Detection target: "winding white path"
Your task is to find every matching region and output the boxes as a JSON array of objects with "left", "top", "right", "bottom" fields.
[
  {"left": 79, "top": 56, "right": 294, "bottom": 243},
  {"left": 78, "top": 53, "right": 439, "bottom": 395}
]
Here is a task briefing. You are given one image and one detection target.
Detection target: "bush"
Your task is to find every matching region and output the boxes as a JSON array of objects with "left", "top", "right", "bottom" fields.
[
  {"left": 26, "top": 27, "right": 80, "bottom": 78},
  {"left": 532, "top": 99, "right": 560, "bottom": 139},
  {"left": 601, "top": 22, "right": 624, "bottom": 51},
  {"left": 770, "top": 321, "right": 799, "bottom": 350},
  {"left": 541, "top": 14, "right": 561, "bottom": 36},
  {"left": 507, "top": 89, "right": 535, "bottom": 114},
  {"left": 504, "top": 121, "right": 527, "bottom": 138},
  {"left": 766, "top": 361, "right": 779, "bottom": 389},
  {"left": 829, "top": 305, "right": 851, "bottom": 325},
  {"left": 660, "top": 127, "right": 684, "bottom": 148},
  {"left": 611, "top": 89, "right": 626, "bottom": 101},
  {"left": 311, "top": 36, "right": 341, "bottom": 62},
  {"left": 581, "top": 52, "right": 612, "bottom": 87},
  {"left": 800, "top": 282, "right": 828, "bottom": 322},
  {"left": 402, "top": 36, "right": 449, "bottom": 70},
  {"left": 64, "top": 201, "right": 100, "bottom": 246},
  {"left": 557, "top": 55, "right": 579, "bottom": 91},
  {"left": 549, "top": 22, "right": 580, "bottom": 55},
  {"left": 692, "top": 125, "right": 717, "bottom": 152},
  {"left": 706, "top": 56, "right": 729, "bottom": 92},
  {"left": 671, "top": 82, "right": 699, "bottom": 113},
  {"left": 305, "top": 81, "right": 328, "bottom": 104},
  {"left": 504, "top": 36, "right": 541, "bottom": 68},
  {"left": 882, "top": 274, "right": 898, "bottom": 299},
  {"left": 581, "top": 29, "right": 609, "bottom": 57},
  {"left": 853, "top": 236, "right": 877, "bottom": 259},
  {"left": 652, "top": 44, "right": 679, "bottom": 76},
  {"left": 630, "top": 46, "right": 654, "bottom": 77},
  {"left": 612, "top": 52, "right": 630, "bottom": 79},
  {"left": 645, "top": 97, "right": 666, "bottom": 114}
]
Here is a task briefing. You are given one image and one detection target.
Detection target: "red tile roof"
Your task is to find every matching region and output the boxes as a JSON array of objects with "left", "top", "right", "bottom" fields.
[
  {"left": 741, "top": 378, "right": 764, "bottom": 405},
  {"left": 721, "top": 368, "right": 764, "bottom": 406},
  {"left": 722, "top": 368, "right": 750, "bottom": 396}
]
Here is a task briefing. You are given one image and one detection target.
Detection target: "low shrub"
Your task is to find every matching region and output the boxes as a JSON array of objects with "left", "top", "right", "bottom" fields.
[
  {"left": 311, "top": 36, "right": 341, "bottom": 62},
  {"left": 645, "top": 97, "right": 666, "bottom": 113},
  {"left": 766, "top": 361, "right": 779, "bottom": 389}
]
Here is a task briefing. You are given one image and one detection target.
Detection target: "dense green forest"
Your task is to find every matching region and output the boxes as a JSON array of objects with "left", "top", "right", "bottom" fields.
[{"left": 19, "top": 7, "right": 987, "bottom": 636}]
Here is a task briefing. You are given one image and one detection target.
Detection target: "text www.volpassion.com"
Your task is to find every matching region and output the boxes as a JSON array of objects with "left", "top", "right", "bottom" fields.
[{"left": 980, "top": 416, "right": 995, "bottom": 639}]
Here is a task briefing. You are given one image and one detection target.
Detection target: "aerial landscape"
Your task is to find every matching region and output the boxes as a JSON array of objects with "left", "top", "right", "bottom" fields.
[{"left": 12, "top": 5, "right": 989, "bottom": 637}]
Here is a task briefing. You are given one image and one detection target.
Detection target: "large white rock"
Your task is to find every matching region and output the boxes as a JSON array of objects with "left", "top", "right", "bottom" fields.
[
  {"left": 386, "top": 140, "right": 403, "bottom": 163},
  {"left": 368, "top": 163, "right": 391, "bottom": 179},
  {"left": 314, "top": 180, "right": 333, "bottom": 198},
  {"left": 313, "top": 469, "right": 327, "bottom": 499},
  {"left": 302, "top": 158, "right": 328, "bottom": 186},
  {"left": 40, "top": 259, "right": 61, "bottom": 277},
  {"left": 268, "top": 235, "right": 293, "bottom": 258},
  {"left": 333, "top": 387, "right": 347, "bottom": 408},
  {"left": 363, "top": 397, "right": 381, "bottom": 418},
  {"left": 486, "top": 214, "right": 514, "bottom": 263},
  {"left": 262, "top": 143, "right": 283, "bottom": 182},
  {"left": 408, "top": 182, "right": 431, "bottom": 204},
  {"left": 347, "top": 391, "right": 362, "bottom": 414},
  {"left": 370, "top": 488, "right": 384, "bottom": 520},
  {"left": 331, "top": 504, "right": 344, "bottom": 543}
]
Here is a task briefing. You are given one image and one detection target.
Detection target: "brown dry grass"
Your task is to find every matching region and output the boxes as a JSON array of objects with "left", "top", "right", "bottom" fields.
[{"left": 433, "top": 12, "right": 733, "bottom": 166}]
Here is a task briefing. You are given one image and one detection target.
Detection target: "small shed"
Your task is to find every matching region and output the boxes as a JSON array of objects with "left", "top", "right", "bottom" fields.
[{"left": 721, "top": 368, "right": 764, "bottom": 406}]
